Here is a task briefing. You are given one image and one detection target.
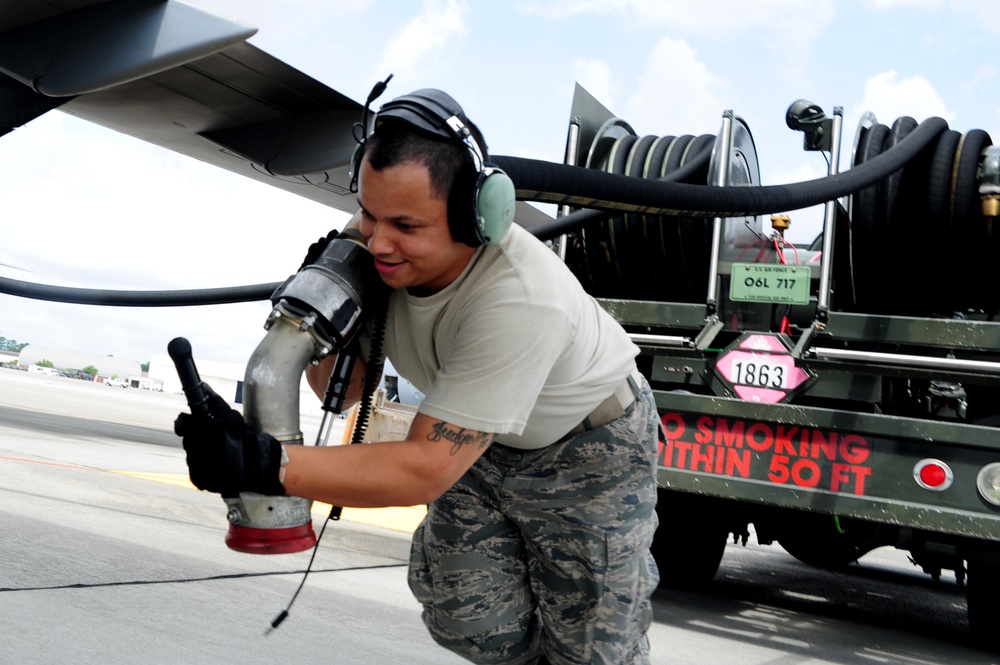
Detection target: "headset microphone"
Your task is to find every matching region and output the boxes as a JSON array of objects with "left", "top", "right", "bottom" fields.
[{"left": 349, "top": 73, "right": 394, "bottom": 193}]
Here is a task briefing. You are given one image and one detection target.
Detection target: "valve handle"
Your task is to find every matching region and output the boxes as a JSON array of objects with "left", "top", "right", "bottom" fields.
[{"left": 168, "top": 337, "right": 210, "bottom": 416}]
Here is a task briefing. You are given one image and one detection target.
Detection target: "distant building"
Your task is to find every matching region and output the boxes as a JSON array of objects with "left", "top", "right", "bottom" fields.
[
  {"left": 18, "top": 345, "right": 140, "bottom": 379},
  {"left": 148, "top": 354, "right": 246, "bottom": 406},
  {"left": 148, "top": 353, "right": 323, "bottom": 415}
]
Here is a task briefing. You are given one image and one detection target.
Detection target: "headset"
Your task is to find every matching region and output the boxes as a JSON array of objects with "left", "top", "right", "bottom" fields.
[{"left": 350, "top": 82, "right": 516, "bottom": 247}]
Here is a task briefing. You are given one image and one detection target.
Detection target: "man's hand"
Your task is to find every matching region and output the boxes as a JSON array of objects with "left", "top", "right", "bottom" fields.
[
  {"left": 173, "top": 385, "right": 285, "bottom": 497},
  {"left": 298, "top": 228, "right": 340, "bottom": 270}
]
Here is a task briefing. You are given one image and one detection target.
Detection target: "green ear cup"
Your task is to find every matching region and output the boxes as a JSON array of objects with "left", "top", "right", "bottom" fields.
[{"left": 474, "top": 168, "right": 515, "bottom": 244}]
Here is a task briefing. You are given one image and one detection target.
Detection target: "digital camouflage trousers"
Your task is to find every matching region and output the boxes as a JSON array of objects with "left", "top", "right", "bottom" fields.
[{"left": 408, "top": 378, "right": 660, "bottom": 665}]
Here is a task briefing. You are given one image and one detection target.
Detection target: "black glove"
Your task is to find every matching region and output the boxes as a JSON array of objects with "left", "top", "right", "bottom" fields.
[
  {"left": 298, "top": 228, "right": 340, "bottom": 270},
  {"left": 173, "top": 385, "right": 285, "bottom": 498}
]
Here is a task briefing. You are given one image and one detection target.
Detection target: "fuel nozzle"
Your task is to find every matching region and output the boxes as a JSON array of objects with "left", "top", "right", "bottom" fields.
[
  {"left": 224, "top": 228, "right": 385, "bottom": 555},
  {"left": 269, "top": 228, "right": 381, "bottom": 350},
  {"left": 169, "top": 336, "right": 317, "bottom": 555}
]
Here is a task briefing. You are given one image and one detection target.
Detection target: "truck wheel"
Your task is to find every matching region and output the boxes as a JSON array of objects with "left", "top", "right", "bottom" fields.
[
  {"left": 651, "top": 491, "right": 729, "bottom": 590},
  {"left": 967, "top": 560, "right": 1000, "bottom": 649},
  {"left": 779, "top": 536, "right": 857, "bottom": 569},
  {"left": 777, "top": 515, "right": 884, "bottom": 569}
]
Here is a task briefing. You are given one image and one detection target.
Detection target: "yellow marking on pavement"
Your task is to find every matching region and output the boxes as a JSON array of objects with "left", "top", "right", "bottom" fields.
[
  {"left": 313, "top": 502, "right": 426, "bottom": 534},
  {"left": 111, "top": 470, "right": 425, "bottom": 534},
  {"left": 113, "top": 471, "right": 193, "bottom": 488}
]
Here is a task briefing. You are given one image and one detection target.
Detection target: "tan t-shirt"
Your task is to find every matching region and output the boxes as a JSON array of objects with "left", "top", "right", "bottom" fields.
[{"left": 382, "top": 224, "right": 639, "bottom": 449}]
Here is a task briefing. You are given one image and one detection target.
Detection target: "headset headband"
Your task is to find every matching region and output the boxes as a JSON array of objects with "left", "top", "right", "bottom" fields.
[
  {"left": 375, "top": 89, "right": 486, "bottom": 165},
  {"left": 352, "top": 85, "right": 515, "bottom": 246}
]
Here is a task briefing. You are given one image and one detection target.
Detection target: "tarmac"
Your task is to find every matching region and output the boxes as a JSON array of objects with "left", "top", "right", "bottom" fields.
[
  {"left": 0, "top": 368, "right": 465, "bottom": 664},
  {"left": 8, "top": 368, "right": 985, "bottom": 664},
  {"left": 0, "top": 368, "right": 678, "bottom": 664}
]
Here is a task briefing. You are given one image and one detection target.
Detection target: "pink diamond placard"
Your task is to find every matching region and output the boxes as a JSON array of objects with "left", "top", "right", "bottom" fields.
[{"left": 714, "top": 333, "right": 812, "bottom": 403}]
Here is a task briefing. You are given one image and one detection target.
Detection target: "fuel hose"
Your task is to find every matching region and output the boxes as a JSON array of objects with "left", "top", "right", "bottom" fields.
[{"left": 0, "top": 117, "right": 948, "bottom": 307}]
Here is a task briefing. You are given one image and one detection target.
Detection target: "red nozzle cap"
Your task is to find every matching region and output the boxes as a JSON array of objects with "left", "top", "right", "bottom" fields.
[{"left": 225, "top": 522, "right": 317, "bottom": 554}]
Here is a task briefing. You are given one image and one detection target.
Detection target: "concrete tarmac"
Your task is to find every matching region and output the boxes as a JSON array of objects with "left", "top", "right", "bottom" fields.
[
  {"left": 0, "top": 369, "right": 463, "bottom": 664},
  {"left": 2, "top": 368, "right": 996, "bottom": 664}
]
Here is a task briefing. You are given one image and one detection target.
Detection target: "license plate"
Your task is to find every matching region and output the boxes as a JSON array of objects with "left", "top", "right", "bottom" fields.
[{"left": 730, "top": 263, "right": 811, "bottom": 305}]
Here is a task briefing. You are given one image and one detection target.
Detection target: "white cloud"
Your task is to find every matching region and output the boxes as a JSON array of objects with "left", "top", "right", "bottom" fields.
[
  {"left": 866, "top": 0, "right": 1000, "bottom": 37},
  {"left": 848, "top": 70, "right": 956, "bottom": 130},
  {"left": 373, "top": 0, "right": 469, "bottom": 83},
  {"left": 958, "top": 65, "right": 998, "bottom": 102},
  {"left": 867, "top": 0, "right": 942, "bottom": 7},
  {"left": 0, "top": 115, "right": 340, "bottom": 291},
  {"left": 572, "top": 58, "right": 617, "bottom": 113},
  {"left": 5, "top": 0, "right": 997, "bottom": 367},
  {"left": 0, "top": 111, "right": 344, "bottom": 364},
  {"left": 518, "top": 0, "right": 834, "bottom": 41},
  {"left": 959, "top": 0, "right": 1000, "bottom": 36},
  {"left": 516, "top": 0, "right": 833, "bottom": 92},
  {"left": 624, "top": 38, "right": 729, "bottom": 136},
  {"left": 516, "top": 0, "right": 623, "bottom": 19}
]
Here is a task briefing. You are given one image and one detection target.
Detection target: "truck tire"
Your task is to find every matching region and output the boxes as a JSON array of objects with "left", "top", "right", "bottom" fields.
[
  {"left": 777, "top": 514, "right": 885, "bottom": 569},
  {"left": 778, "top": 534, "right": 858, "bottom": 569},
  {"left": 967, "top": 560, "right": 1000, "bottom": 650},
  {"left": 651, "top": 491, "right": 729, "bottom": 590}
]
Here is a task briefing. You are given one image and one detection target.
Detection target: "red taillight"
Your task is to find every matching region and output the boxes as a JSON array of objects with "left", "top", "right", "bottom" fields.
[{"left": 913, "top": 459, "right": 953, "bottom": 491}]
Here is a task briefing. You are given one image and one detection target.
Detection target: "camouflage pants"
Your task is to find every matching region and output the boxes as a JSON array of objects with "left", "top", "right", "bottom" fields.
[{"left": 408, "top": 378, "right": 660, "bottom": 664}]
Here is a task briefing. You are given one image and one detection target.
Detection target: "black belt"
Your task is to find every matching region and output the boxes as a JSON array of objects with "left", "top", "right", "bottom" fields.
[{"left": 560, "top": 369, "right": 643, "bottom": 441}]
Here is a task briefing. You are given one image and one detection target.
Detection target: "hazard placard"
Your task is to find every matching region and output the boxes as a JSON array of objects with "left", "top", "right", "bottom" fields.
[{"left": 714, "top": 333, "right": 812, "bottom": 403}]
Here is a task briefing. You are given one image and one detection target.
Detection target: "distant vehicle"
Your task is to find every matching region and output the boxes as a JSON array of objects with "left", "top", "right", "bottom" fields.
[
  {"left": 105, "top": 378, "right": 129, "bottom": 388},
  {"left": 28, "top": 365, "right": 59, "bottom": 377}
]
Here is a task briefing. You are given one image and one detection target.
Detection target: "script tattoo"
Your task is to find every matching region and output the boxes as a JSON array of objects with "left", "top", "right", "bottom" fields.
[{"left": 427, "top": 422, "right": 492, "bottom": 456}]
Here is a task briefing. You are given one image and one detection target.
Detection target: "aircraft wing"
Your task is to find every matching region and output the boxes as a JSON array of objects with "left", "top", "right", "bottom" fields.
[{"left": 0, "top": 0, "right": 553, "bottom": 225}]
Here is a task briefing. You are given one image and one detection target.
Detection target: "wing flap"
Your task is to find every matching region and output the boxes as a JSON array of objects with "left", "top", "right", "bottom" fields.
[
  {"left": 58, "top": 41, "right": 364, "bottom": 212},
  {"left": 0, "top": 1, "right": 554, "bottom": 224},
  {"left": 0, "top": 0, "right": 256, "bottom": 96}
]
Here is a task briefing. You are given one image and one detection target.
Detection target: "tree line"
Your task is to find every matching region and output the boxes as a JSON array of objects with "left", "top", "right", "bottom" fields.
[
  {"left": 1, "top": 337, "right": 150, "bottom": 372},
  {"left": 0, "top": 336, "right": 27, "bottom": 352}
]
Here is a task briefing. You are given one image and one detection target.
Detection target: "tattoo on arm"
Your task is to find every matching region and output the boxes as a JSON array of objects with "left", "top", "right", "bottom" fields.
[{"left": 427, "top": 422, "right": 492, "bottom": 456}]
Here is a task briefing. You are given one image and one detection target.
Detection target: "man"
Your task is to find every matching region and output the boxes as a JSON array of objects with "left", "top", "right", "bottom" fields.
[{"left": 177, "top": 89, "right": 660, "bottom": 664}]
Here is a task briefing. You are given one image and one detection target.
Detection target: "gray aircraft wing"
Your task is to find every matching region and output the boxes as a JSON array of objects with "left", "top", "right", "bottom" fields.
[
  {"left": 0, "top": 0, "right": 364, "bottom": 215},
  {"left": 0, "top": 0, "right": 552, "bottom": 225}
]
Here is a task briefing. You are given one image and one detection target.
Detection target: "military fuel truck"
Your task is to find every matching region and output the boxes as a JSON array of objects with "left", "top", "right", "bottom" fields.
[{"left": 551, "top": 84, "right": 1000, "bottom": 646}]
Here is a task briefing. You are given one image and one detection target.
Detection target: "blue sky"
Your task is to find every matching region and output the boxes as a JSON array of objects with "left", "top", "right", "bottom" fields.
[{"left": 1, "top": 0, "right": 997, "bottom": 366}]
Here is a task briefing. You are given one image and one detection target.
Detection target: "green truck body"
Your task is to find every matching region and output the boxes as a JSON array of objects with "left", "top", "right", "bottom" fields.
[{"left": 562, "top": 85, "right": 1000, "bottom": 646}]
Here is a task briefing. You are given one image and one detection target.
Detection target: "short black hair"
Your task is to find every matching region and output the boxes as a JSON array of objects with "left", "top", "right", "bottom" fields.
[{"left": 364, "top": 119, "right": 490, "bottom": 202}]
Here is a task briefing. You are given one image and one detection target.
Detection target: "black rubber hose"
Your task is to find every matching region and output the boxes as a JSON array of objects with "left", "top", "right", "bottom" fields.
[
  {"left": 493, "top": 116, "right": 948, "bottom": 221},
  {"left": 531, "top": 138, "right": 713, "bottom": 242},
  {"left": 0, "top": 277, "right": 279, "bottom": 306},
  {"left": 0, "top": 117, "right": 946, "bottom": 308}
]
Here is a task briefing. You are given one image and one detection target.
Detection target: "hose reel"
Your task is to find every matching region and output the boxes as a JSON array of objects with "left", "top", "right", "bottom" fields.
[
  {"left": 562, "top": 99, "right": 997, "bottom": 324},
  {"left": 849, "top": 115, "right": 995, "bottom": 317},
  {"left": 567, "top": 115, "right": 762, "bottom": 305}
]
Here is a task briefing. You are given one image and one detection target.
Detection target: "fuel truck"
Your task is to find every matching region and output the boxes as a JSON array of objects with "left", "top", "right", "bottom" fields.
[
  {"left": 522, "top": 85, "right": 1000, "bottom": 648},
  {"left": 2, "top": 48, "right": 997, "bottom": 648}
]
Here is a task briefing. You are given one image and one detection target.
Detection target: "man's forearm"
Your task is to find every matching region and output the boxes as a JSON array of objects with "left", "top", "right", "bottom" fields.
[{"left": 281, "top": 439, "right": 453, "bottom": 507}]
